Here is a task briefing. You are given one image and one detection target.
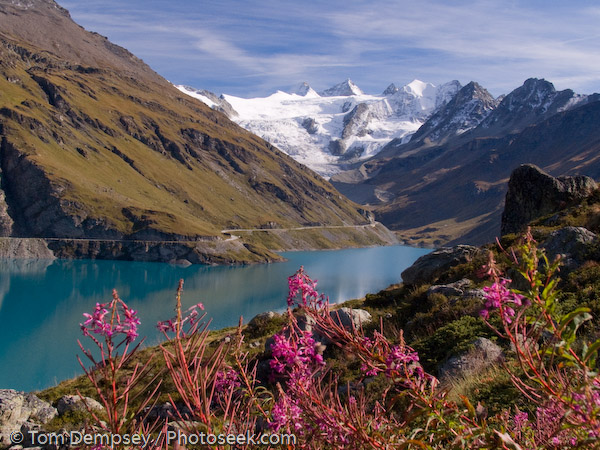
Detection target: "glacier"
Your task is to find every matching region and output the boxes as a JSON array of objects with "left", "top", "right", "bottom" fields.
[{"left": 177, "top": 79, "right": 461, "bottom": 177}]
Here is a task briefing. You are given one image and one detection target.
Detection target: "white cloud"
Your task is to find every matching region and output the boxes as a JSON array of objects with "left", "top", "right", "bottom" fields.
[{"left": 59, "top": 0, "right": 600, "bottom": 96}]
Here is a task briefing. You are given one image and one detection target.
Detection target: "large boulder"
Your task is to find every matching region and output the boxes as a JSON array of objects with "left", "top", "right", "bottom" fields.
[
  {"left": 330, "top": 307, "right": 372, "bottom": 330},
  {"left": 501, "top": 164, "right": 597, "bottom": 235},
  {"left": 401, "top": 245, "right": 481, "bottom": 286},
  {"left": 427, "top": 278, "right": 486, "bottom": 302},
  {"left": 0, "top": 390, "right": 56, "bottom": 447},
  {"left": 247, "top": 311, "right": 281, "bottom": 330},
  {"left": 439, "top": 338, "right": 504, "bottom": 380},
  {"left": 542, "top": 226, "right": 598, "bottom": 269},
  {"left": 56, "top": 395, "right": 103, "bottom": 416}
]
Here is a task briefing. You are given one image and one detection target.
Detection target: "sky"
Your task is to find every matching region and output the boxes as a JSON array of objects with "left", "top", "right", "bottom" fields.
[{"left": 59, "top": 0, "right": 600, "bottom": 98}]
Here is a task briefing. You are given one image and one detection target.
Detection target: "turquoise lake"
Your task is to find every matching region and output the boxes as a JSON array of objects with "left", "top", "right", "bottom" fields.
[{"left": 0, "top": 245, "right": 430, "bottom": 391}]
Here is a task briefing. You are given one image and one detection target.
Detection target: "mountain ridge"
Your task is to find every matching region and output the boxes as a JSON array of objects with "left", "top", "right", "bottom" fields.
[
  {"left": 178, "top": 79, "right": 462, "bottom": 176},
  {"left": 331, "top": 80, "right": 600, "bottom": 246}
]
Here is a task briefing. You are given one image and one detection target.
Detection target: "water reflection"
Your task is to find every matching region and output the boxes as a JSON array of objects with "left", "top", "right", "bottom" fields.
[{"left": 0, "top": 245, "right": 429, "bottom": 391}]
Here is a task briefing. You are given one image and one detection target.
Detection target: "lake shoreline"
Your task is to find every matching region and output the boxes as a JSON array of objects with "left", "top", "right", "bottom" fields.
[{"left": 0, "top": 222, "right": 400, "bottom": 266}]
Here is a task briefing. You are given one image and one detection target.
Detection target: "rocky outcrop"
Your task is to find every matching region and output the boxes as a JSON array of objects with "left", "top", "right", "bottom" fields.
[
  {"left": 248, "top": 311, "right": 281, "bottom": 329},
  {"left": 427, "top": 278, "right": 485, "bottom": 300},
  {"left": 501, "top": 164, "right": 597, "bottom": 235},
  {"left": 541, "top": 226, "right": 598, "bottom": 269},
  {"left": 265, "top": 307, "right": 372, "bottom": 352},
  {"left": 47, "top": 237, "right": 282, "bottom": 265},
  {"left": 401, "top": 245, "right": 481, "bottom": 286},
  {"left": 1, "top": 140, "right": 122, "bottom": 239},
  {"left": 0, "top": 238, "right": 55, "bottom": 259},
  {"left": 438, "top": 338, "right": 504, "bottom": 380},
  {"left": 56, "top": 395, "right": 103, "bottom": 416},
  {"left": 0, "top": 390, "right": 56, "bottom": 448},
  {"left": 330, "top": 307, "right": 372, "bottom": 330},
  {"left": 0, "top": 186, "right": 13, "bottom": 237}
]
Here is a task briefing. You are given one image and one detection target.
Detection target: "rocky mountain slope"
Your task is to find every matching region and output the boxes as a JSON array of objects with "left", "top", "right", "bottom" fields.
[
  {"left": 331, "top": 79, "right": 600, "bottom": 246},
  {"left": 178, "top": 79, "right": 461, "bottom": 176},
  {"left": 0, "top": 0, "right": 394, "bottom": 263}
]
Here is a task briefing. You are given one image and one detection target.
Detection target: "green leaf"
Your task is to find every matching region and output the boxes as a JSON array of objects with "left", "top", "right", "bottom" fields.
[
  {"left": 559, "top": 307, "right": 592, "bottom": 328},
  {"left": 584, "top": 339, "right": 600, "bottom": 365},
  {"left": 541, "top": 278, "right": 557, "bottom": 301},
  {"left": 559, "top": 307, "right": 592, "bottom": 344}
]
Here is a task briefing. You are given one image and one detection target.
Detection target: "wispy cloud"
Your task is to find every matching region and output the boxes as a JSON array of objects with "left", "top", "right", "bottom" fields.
[{"left": 60, "top": 0, "right": 600, "bottom": 97}]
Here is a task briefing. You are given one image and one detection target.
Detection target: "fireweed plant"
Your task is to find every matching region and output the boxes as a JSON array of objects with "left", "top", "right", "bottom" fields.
[
  {"left": 480, "top": 231, "right": 600, "bottom": 448},
  {"left": 78, "top": 289, "right": 161, "bottom": 437},
  {"left": 76, "top": 236, "right": 600, "bottom": 449}
]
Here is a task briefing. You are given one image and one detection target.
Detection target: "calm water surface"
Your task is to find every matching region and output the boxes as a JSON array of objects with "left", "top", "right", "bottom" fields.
[{"left": 0, "top": 245, "right": 429, "bottom": 391}]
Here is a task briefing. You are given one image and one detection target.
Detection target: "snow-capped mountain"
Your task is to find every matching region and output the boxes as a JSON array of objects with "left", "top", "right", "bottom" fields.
[
  {"left": 477, "top": 78, "right": 587, "bottom": 134},
  {"left": 176, "top": 86, "right": 238, "bottom": 118},
  {"left": 319, "top": 79, "right": 363, "bottom": 97},
  {"left": 409, "top": 81, "right": 499, "bottom": 143},
  {"left": 330, "top": 78, "right": 599, "bottom": 246},
  {"left": 177, "top": 79, "right": 461, "bottom": 176}
]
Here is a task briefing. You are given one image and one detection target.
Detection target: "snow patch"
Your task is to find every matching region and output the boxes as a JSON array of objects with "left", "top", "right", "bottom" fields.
[{"left": 177, "top": 80, "right": 462, "bottom": 176}]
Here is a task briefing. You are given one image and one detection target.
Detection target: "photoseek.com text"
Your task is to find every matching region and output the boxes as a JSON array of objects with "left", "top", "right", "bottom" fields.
[{"left": 11, "top": 430, "right": 297, "bottom": 448}]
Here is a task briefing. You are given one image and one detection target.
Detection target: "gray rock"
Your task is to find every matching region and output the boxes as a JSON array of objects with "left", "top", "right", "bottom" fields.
[
  {"left": 510, "top": 333, "right": 539, "bottom": 353},
  {"left": 330, "top": 307, "right": 372, "bottom": 330},
  {"left": 439, "top": 338, "right": 504, "bottom": 380},
  {"left": 0, "top": 390, "right": 56, "bottom": 448},
  {"left": 501, "top": 164, "right": 597, "bottom": 235},
  {"left": 0, "top": 238, "right": 55, "bottom": 260},
  {"left": 401, "top": 245, "right": 481, "bottom": 286},
  {"left": 248, "top": 311, "right": 281, "bottom": 329},
  {"left": 295, "top": 312, "right": 318, "bottom": 335},
  {"left": 542, "top": 226, "right": 598, "bottom": 269},
  {"left": 427, "top": 278, "right": 472, "bottom": 298},
  {"left": 169, "top": 259, "right": 192, "bottom": 267},
  {"left": 19, "top": 422, "right": 42, "bottom": 447},
  {"left": 463, "top": 288, "right": 486, "bottom": 300},
  {"left": 0, "top": 187, "right": 14, "bottom": 237},
  {"left": 56, "top": 395, "right": 103, "bottom": 416},
  {"left": 144, "top": 402, "right": 192, "bottom": 421},
  {"left": 301, "top": 118, "right": 319, "bottom": 135}
]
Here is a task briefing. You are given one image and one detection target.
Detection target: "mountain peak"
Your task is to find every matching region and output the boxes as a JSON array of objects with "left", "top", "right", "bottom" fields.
[
  {"left": 0, "top": 0, "right": 162, "bottom": 84},
  {"left": 404, "top": 79, "right": 434, "bottom": 97},
  {"left": 319, "top": 79, "right": 363, "bottom": 97},
  {"left": 477, "top": 77, "right": 581, "bottom": 134},
  {"left": 1, "top": 0, "right": 69, "bottom": 15},
  {"left": 409, "top": 80, "right": 497, "bottom": 143},
  {"left": 291, "top": 81, "right": 319, "bottom": 97},
  {"left": 515, "top": 78, "right": 557, "bottom": 99},
  {"left": 383, "top": 83, "right": 399, "bottom": 96}
]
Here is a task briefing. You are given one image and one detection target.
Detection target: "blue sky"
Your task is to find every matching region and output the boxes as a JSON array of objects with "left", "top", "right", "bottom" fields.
[{"left": 59, "top": 0, "right": 600, "bottom": 98}]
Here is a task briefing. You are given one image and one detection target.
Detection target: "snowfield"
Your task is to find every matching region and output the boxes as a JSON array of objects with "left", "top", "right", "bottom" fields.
[{"left": 177, "top": 79, "right": 461, "bottom": 177}]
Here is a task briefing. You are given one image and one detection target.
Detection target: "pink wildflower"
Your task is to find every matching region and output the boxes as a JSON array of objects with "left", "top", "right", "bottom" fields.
[
  {"left": 385, "top": 345, "right": 422, "bottom": 378},
  {"left": 156, "top": 302, "right": 206, "bottom": 335},
  {"left": 287, "top": 266, "right": 323, "bottom": 308},
  {"left": 80, "top": 291, "right": 140, "bottom": 343},
  {"left": 214, "top": 368, "right": 241, "bottom": 393},
  {"left": 480, "top": 278, "right": 526, "bottom": 324},
  {"left": 270, "top": 395, "right": 303, "bottom": 432}
]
